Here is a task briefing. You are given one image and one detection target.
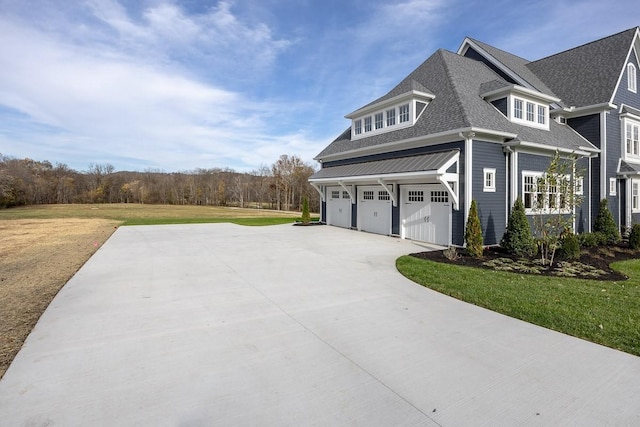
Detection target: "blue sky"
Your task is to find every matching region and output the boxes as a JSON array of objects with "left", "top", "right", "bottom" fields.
[{"left": 1, "top": 0, "right": 639, "bottom": 172}]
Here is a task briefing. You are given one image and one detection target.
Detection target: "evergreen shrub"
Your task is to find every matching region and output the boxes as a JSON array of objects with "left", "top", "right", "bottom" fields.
[
  {"left": 629, "top": 224, "right": 640, "bottom": 250},
  {"left": 500, "top": 198, "right": 536, "bottom": 258},
  {"left": 465, "top": 200, "right": 484, "bottom": 258},
  {"left": 593, "top": 199, "right": 620, "bottom": 244}
]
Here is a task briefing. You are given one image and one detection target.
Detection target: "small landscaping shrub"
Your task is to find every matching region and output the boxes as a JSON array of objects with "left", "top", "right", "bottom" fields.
[
  {"left": 578, "top": 231, "right": 608, "bottom": 248},
  {"left": 465, "top": 200, "right": 483, "bottom": 258},
  {"left": 443, "top": 246, "right": 460, "bottom": 261},
  {"left": 501, "top": 198, "right": 536, "bottom": 258},
  {"left": 594, "top": 199, "right": 621, "bottom": 244},
  {"left": 559, "top": 231, "right": 581, "bottom": 260},
  {"left": 629, "top": 224, "right": 640, "bottom": 250}
]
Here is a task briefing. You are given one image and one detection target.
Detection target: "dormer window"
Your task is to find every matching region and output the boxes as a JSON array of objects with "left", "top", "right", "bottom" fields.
[
  {"left": 386, "top": 108, "right": 396, "bottom": 126},
  {"left": 537, "top": 105, "right": 546, "bottom": 124},
  {"left": 347, "top": 90, "right": 435, "bottom": 141},
  {"left": 399, "top": 104, "right": 410, "bottom": 123},
  {"left": 628, "top": 63, "right": 637, "bottom": 93},
  {"left": 514, "top": 99, "right": 523, "bottom": 119},
  {"left": 364, "top": 116, "right": 372, "bottom": 132},
  {"left": 481, "top": 84, "right": 558, "bottom": 131},
  {"left": 375, "top": 112, "right": 384, "bottom": 129}
]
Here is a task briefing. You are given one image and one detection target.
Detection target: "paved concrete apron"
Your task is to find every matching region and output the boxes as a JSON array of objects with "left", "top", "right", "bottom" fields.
[{"left": 0, "top": 224, "right": 638, "bottom": 426}]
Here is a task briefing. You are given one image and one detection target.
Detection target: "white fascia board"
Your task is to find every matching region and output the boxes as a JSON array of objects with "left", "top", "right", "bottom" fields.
[
  {"left": 552, "top": 102, "right": 617, "bottom": 118},
  {"left": 315, "top": 127, "right": 516, "bottom": 163},
  {"left": 482, "top": 84, "right": 561, "bottom": 104},
  {"left": 505, "top": 140, "right": 594, "bottom": 157},
  {"left": 309, "top": 170, "right": 441, "bottom": 184},
  {"left": 345, "top": 90, "right": 435, "bottom": 119},
  {"left": 610, "top": 29, "right": 640, "bottom": 104}
]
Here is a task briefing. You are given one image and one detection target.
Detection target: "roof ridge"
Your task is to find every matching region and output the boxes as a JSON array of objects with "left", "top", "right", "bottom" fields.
[
  {"left": 467, "top": 37, "right": 531, "bottom": 63},
  {"left": 531, "top": 26, "right": 638, "bottom": 64},
  {"left": 436, "top": 49, "right": 472, "bottom": 127}
]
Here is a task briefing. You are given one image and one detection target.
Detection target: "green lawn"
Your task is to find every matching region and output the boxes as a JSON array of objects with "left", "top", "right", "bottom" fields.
[
  {"left": 396, "top": 256, "right": 640, "bottom": 356},
  {"left": 0, "top": 204, "right": 306, "bottom": 226}
]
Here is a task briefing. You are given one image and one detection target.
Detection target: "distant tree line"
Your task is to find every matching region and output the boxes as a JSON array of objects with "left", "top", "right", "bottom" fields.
[{"left": 0, "top": 153, "right": 319, "bottom": 212}]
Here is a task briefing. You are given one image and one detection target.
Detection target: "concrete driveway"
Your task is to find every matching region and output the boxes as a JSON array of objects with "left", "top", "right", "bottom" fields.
[{"left": 0, "top": 224, "right": 639, "bottom": 426}]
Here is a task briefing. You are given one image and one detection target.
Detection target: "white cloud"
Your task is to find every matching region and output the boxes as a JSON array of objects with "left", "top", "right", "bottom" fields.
[{"left": 0, "top": 1, "right": 318, "bottom": 171}]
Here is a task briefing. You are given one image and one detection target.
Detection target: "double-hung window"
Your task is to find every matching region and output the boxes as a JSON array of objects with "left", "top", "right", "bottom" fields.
[
  {"left": 626, "top": 120, "right": 640, "bottom": 158},
  {"left": 526, "top": 102, "right": 535, "bottom": 122},
  {"left": 609, "top": 178, "right": 617, "bottom": 196},
  {"left": 483, "top": 168, "right": 496, "bottom": 192},
  {"left": 522, "top": 172, "right": 576, "bottom": 213},
  {"left": 354, "top": 119, "right": 362, "bottom": 135},
  {"left": 514, "top": 98, "right": 524, "bottom": 119},
  {"left": 364, "top": 116, "right": 372, "bottom": 132},
  {"left": 375, "top": 112, "right": 384, "bottom": 129},
  {"left": 386, "top": 108, "right": 396, "bottom": 126},
  {"left": 537, "top": 105, "right": 546, "bottom": 124},
  {"left": 629, "top": 63, "right": 637, "bottom": 93},
  {"left": 399, "top": 104, "right": 410, "bottom": 123},
  {"left": 633, "top": 181, "right": 640, "bottom": 212}
]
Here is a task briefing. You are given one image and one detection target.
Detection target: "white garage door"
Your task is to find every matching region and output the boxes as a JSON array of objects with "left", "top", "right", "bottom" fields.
[
  {"left": 326, "top": 186, "right": 352, "bottom": 228},
  {"left": 358, "top": 185, "right": 391, "bottom": 236},
  {"left": 401, "top": 185, "right": 451, "bottom": 245}
]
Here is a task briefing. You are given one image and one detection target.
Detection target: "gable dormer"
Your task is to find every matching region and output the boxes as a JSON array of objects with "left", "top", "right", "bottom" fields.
[
  {"left": 346, "top": 89, "right": 434, "bottom": 141},
  {"left": 481, "top": 82, "right": 560, "bottom": 130}
]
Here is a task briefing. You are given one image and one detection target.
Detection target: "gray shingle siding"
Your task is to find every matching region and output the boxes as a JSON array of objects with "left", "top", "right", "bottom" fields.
[
  {"left": 567, "top": 114, "right": 600, "bottom": 147},
  {"left": 472, "top": 141, "right": 506, "bottom": 245},
  {"left": 491, "top": 98, "right": 508, "bottom": 117},
  {"left": 614, "top": 48, "right": 640, "bottom": 109}
]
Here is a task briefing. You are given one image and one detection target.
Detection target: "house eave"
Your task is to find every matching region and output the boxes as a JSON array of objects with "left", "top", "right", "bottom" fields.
[
  {"left": 504, "top": 140, "right": 599, "bottom": 157},
  {"left": 315, "top": 127, "right": 517, "bottom": 163},
  {"left": 345, "top": 90, "right": 436, "bottom": 119},
  {"left": 551, "top": 102, "right": 617, "bottom": 118},
  {"left": 481, "top": 84, "right": 561, "bottom": 104}
]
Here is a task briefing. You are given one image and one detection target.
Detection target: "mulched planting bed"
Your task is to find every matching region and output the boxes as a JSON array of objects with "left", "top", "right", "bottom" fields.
[{"left": 410, "top": 245, "right": 640, "bottom": 281}]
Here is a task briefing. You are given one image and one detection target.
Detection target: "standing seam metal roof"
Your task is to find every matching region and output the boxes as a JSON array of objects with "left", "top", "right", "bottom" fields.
[{"left": 309, "top": 150, "right": 458, "bottom": 180}]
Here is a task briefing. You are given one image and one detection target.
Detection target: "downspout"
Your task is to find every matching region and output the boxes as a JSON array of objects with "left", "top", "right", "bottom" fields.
[
  {"left": 504, "top": 146, "right": 514, "bottom": 227},
  {"left": 600, "top": 112, "right": 607, "bottom": 207},
  {"left": 459, "top": 131, "right": 475, "bottom": 228}
]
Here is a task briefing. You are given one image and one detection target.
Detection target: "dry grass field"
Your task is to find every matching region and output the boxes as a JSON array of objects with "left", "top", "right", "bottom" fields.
[{"left": 0, "top": 204, "right": 301, "bottom": 379}]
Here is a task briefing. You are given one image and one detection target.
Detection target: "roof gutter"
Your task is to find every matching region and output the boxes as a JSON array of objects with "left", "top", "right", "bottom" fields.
[
  {"left": 504, "top": 139, "right": 599, "bottom": 157},
  {"left": 315, "top": 127, "right": 516, "bottom": 162},
  {"left": 551, "top": 102, "right": 617, "bottom": 118}
]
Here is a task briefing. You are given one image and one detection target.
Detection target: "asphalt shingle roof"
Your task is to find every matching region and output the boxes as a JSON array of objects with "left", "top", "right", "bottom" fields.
[
  {"left": 527, "top": 28, "right": 638, "bottom": 108},
  {"left": 465, "top": 38, "right": 559, "bottom": 100},
  {"left": 619, "top": 160, "right": 640, "bottom": 174},
  {"left": 316, "top": 49, "right": 596, "bottom": 159}
]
